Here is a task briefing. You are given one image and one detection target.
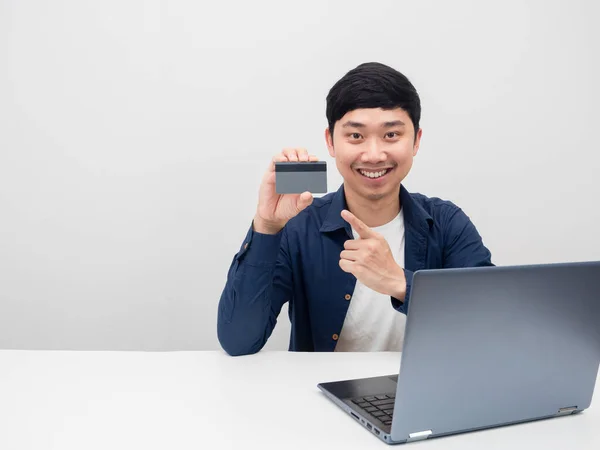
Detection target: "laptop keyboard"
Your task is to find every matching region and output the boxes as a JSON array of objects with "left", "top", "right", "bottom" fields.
[{"left": 351, "top": 393, "right": 395, "bottom": 426}]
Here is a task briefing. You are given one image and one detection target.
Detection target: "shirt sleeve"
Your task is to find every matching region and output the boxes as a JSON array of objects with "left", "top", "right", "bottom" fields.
[
  {"left": 217, "top": 222, "right": 294, "bottom": 356},
  {"left": 391, "top": 269, "right": 415, "bottom": 314},
  {"left": 441, "top": 207, "right": 494, "bottom": 269}
]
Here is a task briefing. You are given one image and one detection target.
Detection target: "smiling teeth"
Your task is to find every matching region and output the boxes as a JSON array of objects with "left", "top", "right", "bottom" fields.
[{"left": 360, "top": 169, "right": 387, "bottom": 178}]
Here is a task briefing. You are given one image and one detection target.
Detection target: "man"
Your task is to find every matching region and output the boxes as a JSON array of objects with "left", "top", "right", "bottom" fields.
[{"left": 217, "top": 62, "right": 493, "bottom": 356}]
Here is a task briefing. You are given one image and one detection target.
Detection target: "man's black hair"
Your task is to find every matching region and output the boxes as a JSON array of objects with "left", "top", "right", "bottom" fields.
[{"left": 326, "top": 62, "right": 421, "bottom": 139}]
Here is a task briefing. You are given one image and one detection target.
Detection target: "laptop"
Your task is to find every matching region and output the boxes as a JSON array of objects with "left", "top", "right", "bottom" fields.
[{"left": 317, "top": 261, "right": 600, "bottom": 444}]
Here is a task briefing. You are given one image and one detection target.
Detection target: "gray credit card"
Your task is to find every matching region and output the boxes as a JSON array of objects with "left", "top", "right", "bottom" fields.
[{"left": 275, "top": 161, "right": 327, "bottom": 194}]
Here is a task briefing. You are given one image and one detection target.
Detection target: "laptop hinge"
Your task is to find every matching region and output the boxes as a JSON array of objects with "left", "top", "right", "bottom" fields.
[
  {"left": 407, "top": 430, "right": 432, "bottom": 442},
  {"left": 557, "top": 406, "right": 577, "bottom": 415}
]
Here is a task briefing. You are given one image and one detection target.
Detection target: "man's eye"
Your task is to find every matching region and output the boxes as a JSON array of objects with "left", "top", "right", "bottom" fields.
[
  {"left": 386, "top": 132, "right": 398, "bottom": 138},
  {"left": 350, "top": 133, "right": 362, "bottom": 139}
]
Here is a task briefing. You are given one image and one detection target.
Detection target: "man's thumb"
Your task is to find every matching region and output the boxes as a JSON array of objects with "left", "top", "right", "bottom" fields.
[{"left": 296, "top": 191, "right": 314, "bottom": 213}]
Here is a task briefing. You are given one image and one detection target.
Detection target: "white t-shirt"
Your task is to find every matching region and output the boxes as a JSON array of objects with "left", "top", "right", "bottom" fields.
[{"left": 334, "top": 209, "right": 406, "bottom": 352}]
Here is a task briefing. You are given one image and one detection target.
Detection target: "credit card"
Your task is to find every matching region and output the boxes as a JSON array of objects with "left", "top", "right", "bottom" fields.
[{"left": 275, "top": 161, "right": 327, "bottom": 194}]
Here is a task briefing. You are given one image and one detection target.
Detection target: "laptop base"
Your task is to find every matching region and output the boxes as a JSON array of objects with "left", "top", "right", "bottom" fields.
[{"left": 318, "top": 374, "right": 399, "bottom": 443}]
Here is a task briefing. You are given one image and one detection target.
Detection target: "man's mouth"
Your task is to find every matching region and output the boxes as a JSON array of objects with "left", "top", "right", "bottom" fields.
[{"left": 357, "top": 168, "right": 393, "bottom": 179}]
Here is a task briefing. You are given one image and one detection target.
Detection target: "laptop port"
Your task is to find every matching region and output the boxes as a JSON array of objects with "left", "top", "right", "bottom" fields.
[
  {"left": 374, "top": 428, "right": 381, "bottom": 436},
  {"left": 350, "top": 412, "right": 359, "bottom": 420},
  {"left": 366, "top": 423, "right": 372, "bottom": 431}
]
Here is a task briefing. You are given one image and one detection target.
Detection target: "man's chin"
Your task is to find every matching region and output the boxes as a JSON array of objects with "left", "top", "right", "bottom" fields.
[
  {"left": 365, "top": 192, "right": 388, "bottom": 201},
  {"left": 344, "top": 179, "right": 400, "bottom": 202},
  {"left": 357, "top": 187, "right": 395, "bottom": 202}
]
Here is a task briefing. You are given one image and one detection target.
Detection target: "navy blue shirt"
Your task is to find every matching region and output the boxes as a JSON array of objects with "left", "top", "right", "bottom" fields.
[{"left": 217, "top": 184, "right": 493, "bottom": 356}]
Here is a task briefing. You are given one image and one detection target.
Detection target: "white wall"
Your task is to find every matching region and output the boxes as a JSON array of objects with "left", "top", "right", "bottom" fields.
[{"left": 1, "top": 0, "right": 598, "bottom": 351}]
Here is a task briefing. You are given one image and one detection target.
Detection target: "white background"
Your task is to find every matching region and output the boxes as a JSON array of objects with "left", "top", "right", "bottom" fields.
[{"left": 1, "top": 0, "right": 599, "bottom": 351}]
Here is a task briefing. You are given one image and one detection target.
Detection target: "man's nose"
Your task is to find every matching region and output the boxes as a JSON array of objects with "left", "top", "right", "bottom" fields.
[{"left": 361, "top": 140, "right": 387, "bottom": 163}]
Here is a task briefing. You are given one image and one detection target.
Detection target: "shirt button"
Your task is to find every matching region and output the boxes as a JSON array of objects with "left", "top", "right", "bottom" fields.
[
  {"left": 332, "top": 334, "right": 339, "bottom": 341},
  {"left": 344, "top": 294, "right": 351, "bottom": 300}
]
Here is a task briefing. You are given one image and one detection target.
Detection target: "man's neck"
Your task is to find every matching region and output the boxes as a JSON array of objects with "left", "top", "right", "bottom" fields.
[{"left": 344, "top": 185, "right": 402, "bottom": 228}]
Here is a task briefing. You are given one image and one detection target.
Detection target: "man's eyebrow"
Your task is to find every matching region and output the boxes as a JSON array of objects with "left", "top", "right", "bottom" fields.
[
  {"left": 382, "top": 120, "right": 406, "bottom": 128},
  {"left": 341, "top": 121, "right": 365, "bottom": 128},
  {"left": 341, "top": 120, "right": 406, "bottom": 128}
]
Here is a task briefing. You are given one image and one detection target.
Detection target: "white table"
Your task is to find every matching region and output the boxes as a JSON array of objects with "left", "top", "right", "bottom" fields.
[{"left": 0, "top": 350, "right": 598, "bottom": 449}]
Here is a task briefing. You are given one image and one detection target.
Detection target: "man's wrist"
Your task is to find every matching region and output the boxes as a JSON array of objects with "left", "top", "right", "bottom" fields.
[
  {"left": 253, "top": 215, "right": 284, "bottom": 235},
  {"left": 390, "top": 268, "right": 407, "bottom": 301}
]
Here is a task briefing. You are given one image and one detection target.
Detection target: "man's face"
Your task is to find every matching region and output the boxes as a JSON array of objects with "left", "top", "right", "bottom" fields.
[{"left": 325, "top": 107, "right": 422, "bottom": 202}]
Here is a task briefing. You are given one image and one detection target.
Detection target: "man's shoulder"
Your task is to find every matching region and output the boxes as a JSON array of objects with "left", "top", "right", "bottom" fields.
[
  {"left": 406, "top": 189, "right": 467, "bottom": 226},
  {"left": 410, "top": 191, "right": 460, "bottom": 212},
  {"left": 310, "top": 191, "right": 339, "bottom": 210}
]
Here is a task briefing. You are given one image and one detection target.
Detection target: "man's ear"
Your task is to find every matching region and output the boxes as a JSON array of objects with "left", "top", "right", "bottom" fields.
[
  {"left": 413, "top": 128, "right": 423, "bottom": 157},
  {"left": 325, "top": 128, "right": 335, "bottom": 158}
]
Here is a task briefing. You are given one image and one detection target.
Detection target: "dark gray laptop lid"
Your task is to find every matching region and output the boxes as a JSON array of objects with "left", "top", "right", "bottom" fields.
[{"left": 391, "top": 261, "right": 600, "bottom": 443}]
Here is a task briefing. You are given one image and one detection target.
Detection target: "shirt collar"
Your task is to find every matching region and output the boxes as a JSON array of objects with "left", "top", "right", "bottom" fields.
[{"left": 319, "top": 183, "right": 433, "bottom": 235}]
